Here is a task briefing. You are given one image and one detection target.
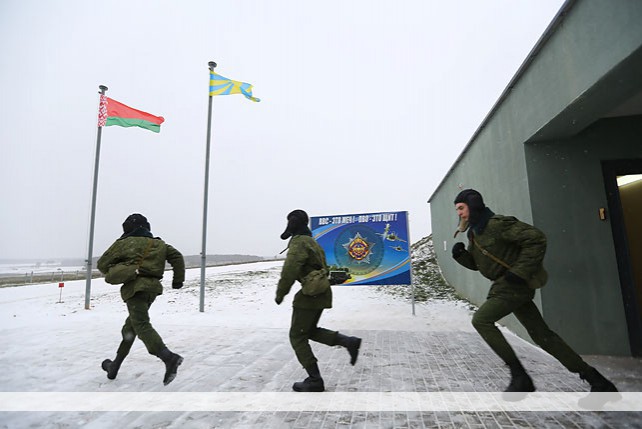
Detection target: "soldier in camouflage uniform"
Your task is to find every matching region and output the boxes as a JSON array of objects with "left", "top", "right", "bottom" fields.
[
  {"left": 97, "top": 213, "right": 185, "bottom": 386},
  {"left": 275, "top": 210, "right": 362, "bottom": 392},
  {"left": 451, "top": 189, "right": 617, "bottom": 392}
]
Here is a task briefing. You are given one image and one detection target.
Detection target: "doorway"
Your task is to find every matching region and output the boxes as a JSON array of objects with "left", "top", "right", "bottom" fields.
[{"left": 603, "top": 159, "right": 642, "bottom": 356}]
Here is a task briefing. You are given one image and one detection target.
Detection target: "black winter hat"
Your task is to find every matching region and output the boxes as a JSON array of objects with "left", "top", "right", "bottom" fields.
[
  {"left": 454, "top": 189, "right": 487, "bottom": 226},
  {"left": 454, "top": 189, "right": 485, "bottom": 212},
  {"left": 280, "top": 209, "right": 309, "bottom": 240},
  {"left": 122, "top": 213, "right": 151, "bottom": 234}
]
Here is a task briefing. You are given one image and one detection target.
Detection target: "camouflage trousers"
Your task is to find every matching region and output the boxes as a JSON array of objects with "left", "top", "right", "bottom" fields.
[
  {"left": 289, "top": 308, "right": 338, "bottom": 368},
  {"left": 116, "top": 291, "right": 165, "bottom": 357},
  {"left": 471, "top": 279, "right": 590, "bottom": 374}
]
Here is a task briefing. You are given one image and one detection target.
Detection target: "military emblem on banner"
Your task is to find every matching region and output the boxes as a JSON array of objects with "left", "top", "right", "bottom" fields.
[{"left": 343, "top": 233, "right": 374, "bottom": 263}]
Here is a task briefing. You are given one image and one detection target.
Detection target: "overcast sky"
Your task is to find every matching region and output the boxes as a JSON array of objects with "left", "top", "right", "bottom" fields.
[{"left": 0, "top": 0, "right": 565, "bottom": 260}]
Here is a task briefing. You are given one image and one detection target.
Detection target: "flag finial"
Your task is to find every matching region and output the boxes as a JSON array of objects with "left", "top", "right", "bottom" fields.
[
  {"left": 98, "top": 85, "right": 108, "bottom": 94},
  {"left": 208, "top": 61, "right": 217, "bottom": 70}
]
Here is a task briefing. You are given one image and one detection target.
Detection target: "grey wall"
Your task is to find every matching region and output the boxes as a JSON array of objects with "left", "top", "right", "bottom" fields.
[
  {"left": 428, "top": 0, "right": 642, "bottom": 354},
  {"left": 525, "top": 116, "right": 642, "bottom": 355},
  {"left": 528, "top": 0, "right": 642, "bottom": 141}
]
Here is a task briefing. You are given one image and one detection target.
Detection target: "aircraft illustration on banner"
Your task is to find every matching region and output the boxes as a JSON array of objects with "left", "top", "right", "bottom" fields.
[{"left": 377, "top": 223, "right": 407, "bottom": 243}]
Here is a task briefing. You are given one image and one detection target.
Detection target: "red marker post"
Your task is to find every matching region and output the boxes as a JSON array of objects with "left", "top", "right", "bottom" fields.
[{"left": 58, "top": 282, "right": 64, "bottom": 303}]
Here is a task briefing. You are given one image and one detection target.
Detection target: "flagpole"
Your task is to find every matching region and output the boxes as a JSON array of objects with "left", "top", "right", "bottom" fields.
[
  {"left": 200, "top": 61, "right": 217, "bottom": 312},
  {"left": 85, "top": 85, "right": 108, "bottom": 310}
]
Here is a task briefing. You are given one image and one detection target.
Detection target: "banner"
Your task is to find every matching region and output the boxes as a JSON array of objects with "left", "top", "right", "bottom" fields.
[{"left": 310, "top": 211, "right": 411, "bottom": 285}]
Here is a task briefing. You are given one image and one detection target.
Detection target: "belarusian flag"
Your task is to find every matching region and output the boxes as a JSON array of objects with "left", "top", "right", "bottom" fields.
[{"left": 97, "top": 95, "right": 164, "bottom": 133}]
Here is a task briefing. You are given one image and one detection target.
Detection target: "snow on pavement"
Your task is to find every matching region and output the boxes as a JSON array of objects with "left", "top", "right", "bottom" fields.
[
  {"left": 0, "top": 261, "right": 474, "bottom": 394},
  {"left": 2, "top": 261, "right": 641, "bottom": 428}
]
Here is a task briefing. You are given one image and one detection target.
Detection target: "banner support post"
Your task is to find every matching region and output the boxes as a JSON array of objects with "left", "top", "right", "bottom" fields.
[{"left": 408, "top": 211, "right": 415, "bottom": 316}]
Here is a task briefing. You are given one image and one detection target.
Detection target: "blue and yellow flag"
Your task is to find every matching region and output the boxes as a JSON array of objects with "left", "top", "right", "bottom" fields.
[{"left": 209, "top": 71, "right": 260, "bottom": 102}]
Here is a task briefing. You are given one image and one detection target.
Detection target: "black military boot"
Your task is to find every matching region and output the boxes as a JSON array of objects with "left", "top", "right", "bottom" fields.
[
  {"left": 292, "top": 362, "right": 325, "bottom": 392},
  {"left": 157, "top": 347, "right": 184, "bottom": 386},
  {"left": 101, "top": 354, "right": 126, "bottom": 380},
  {"left": 580, "top": 366, "right": 618, "bottom": 392},
  {"left": 505, "top": 361, "right": 535, "bottom": 392},
  {"left": 335, "top": 333, "right": 362, "bottom": 366}
]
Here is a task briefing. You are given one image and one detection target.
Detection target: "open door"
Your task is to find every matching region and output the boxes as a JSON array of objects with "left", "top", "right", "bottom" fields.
[{"left": 603, "top": 159, "right": 642, "bottom": 356}]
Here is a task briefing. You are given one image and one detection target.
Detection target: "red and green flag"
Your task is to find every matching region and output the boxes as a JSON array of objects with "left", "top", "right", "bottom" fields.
[{"left": 97, "top": 95, "right": 164, "bottom": 133}]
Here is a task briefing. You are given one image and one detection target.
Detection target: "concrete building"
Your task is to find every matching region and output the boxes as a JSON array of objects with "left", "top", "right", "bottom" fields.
[{"left": 428, "top": 0, "right": 642, "bottom": 356}]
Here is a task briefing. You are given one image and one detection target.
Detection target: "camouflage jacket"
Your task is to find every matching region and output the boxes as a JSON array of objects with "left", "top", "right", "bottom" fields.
[
  {"left": 97, "top": 230, "right": 185, "bottom": 302},
  {"left": 277, "top": 234, "right": 332, "bottom": 309},
  {"left": 454, "top": 214, "right": 546, "bottom": 282}
]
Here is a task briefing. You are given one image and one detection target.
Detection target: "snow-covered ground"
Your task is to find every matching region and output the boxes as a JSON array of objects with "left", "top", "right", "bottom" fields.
[
  {"left": 0, "top": 260, "right": 474, "bottom": 332},
  {"left": 3, "top": 260, "right": 638, "bottom": 428},
  {"left": 0, "top": 261, "right": 477, "bottom": 427}
]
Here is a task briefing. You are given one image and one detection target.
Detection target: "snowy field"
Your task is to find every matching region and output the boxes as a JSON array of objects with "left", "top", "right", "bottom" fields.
[
  {"left": 2, "top": 261, "right": 638, "bottom": 428},
  {"left": 0, "top": 261, "right": 476, "bottom": 428}
]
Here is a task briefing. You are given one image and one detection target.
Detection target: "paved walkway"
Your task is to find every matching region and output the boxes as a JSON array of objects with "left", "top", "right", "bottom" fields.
[
  {"left": 220, "top": 330, "right": 642, "bottom": 428},
  {"left": 1, "top": 327, "right": 641, "bottom": 428},
  {"left": 2, "top": 262, "right": 641, "bottom": 429}
]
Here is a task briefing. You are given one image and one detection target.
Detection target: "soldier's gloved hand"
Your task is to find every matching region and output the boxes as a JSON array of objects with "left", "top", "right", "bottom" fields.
[
  {"left": 275, "top": 295, "right": 283, "bottom": 305},
  {"left": 504, "top": 271, "right": 527, "bottom": 285},
  {"left": 452, "top": 242, "right": 466, "bottom": 258},
  {"left": 172, "top": 282, "right": 183, "bottom": 289}
]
